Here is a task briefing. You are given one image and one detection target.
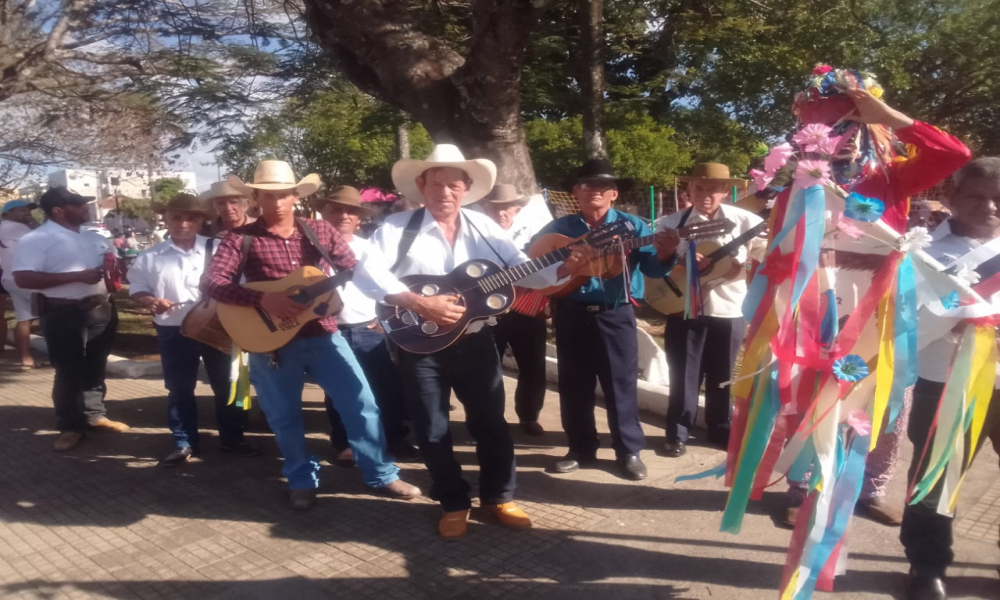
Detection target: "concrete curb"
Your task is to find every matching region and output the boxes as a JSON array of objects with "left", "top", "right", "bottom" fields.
[{"left": 9, "top": 332, "right": 165, "bottom": 379}]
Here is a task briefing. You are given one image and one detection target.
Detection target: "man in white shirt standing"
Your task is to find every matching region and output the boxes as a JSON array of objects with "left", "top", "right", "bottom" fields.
[
  {"left": 129, "top": 193, "right": 259, "bottom": 468},
  {"left": 13, "top": 187, "right": 130, "bottom": 452},
  {"left": 369, "top": 144, "right": 585, "bottom": 540},
  {"left": 314, "top": 186, "right": 418, "bottom": 466},
  {"left": 655, "top": 163, "right": 763, "bottom": 458},
  {"left": 0, "top": 199, "right": 41, "bottom": 369},
  {"left": 478, "top": 183, "right": 552, "bottom": 436}
]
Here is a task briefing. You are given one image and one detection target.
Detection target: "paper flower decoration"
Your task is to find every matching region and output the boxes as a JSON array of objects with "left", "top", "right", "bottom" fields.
[
  {"left": 833, "top": 212, "right": 864, "bottom": 239},
  {"left": 793, "top": 124, "right": 834, "bottom": 152},
  {"left": 942, "top": 291, "right": 960, "bottom": 310},
  {"left": 793, "top": 159, "right": 831, "bottom": 189},
  {"left": 955, "top": 264, "right": 981, "bottom": 285},
  {"left": 764, "top": 143, "right": 794, "bottom": 174},
  {"left": 846, "top": 410, "right": 872, "bottom": 436},
  {"left": 750, "top": 169, "right": 773, "bottom": 190},
  {"left": 843, "top": 193, "right": 885, "bottom": 222},
  {"left": 899, "top": 226, "right": 932, "bottom": 253},
  {"left": 832, "top": 355, "right": 869, "bottom": 382},
  {"left": 813, "top": 64, "right": 834, "bottom": 77},
  {"left": 815, "top": 135, "right": 843, "bottom": 156}
]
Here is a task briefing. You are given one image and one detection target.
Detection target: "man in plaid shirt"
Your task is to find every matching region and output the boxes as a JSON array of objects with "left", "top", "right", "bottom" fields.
[{"left": 202, "top": 160, "right": 420, "bottom": 511}]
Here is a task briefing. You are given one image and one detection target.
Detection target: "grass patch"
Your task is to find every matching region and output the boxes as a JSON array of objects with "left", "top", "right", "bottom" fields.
[{"left": 112, "top": 287, "right": 159, "bottom": 360}]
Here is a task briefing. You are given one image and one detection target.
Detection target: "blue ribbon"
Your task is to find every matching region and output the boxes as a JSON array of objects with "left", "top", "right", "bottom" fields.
[{"left": 886, "top": 256, "right": 918, "bottom": 432}]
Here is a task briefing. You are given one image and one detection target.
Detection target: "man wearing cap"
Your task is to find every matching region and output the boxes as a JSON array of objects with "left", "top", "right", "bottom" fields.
[
  {"left": 202, "top": 161, "right": 420, "bottom": 510},
  {"left": 313, "top": 185, "right": 418, "bottom": 466},
  {"left": 477, "top": 183, "right": 551, "bottom": 436},
  {"left": 129, "top": 193, "right": 259, "bottom": 468},
  {"left": 655, "top": 163, "right": 764, "bottom": 459},
  {"left": 536, "top": 159, "right": 680, "bottom": 482},
  {"left": 0, "top": 199, "right": 41, "bottom": 369},
  {"left": 199, "top": 180, "right": 255, "bottom": 239},
  {"left": 368, "top": 144, "right": 586, "bottom": 540},
  {"left": 12, "top": 187, "right": 129, "bottom": 452}
]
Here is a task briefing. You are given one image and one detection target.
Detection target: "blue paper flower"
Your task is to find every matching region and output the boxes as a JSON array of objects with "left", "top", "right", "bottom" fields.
[
  {"left": 843, "top": 193, "right": 885, "bottom": 222},
  {"left": 941, "top": 291, "right": 960, "bottom": 310},
  {"left": 832, "top": 355, "right": 869, "bottom": 382}
]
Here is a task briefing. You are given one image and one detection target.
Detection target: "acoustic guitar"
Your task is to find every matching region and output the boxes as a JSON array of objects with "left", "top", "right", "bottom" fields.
[
  {"left": 645, "top": 220, "right": 768, "bottom": 316},
  {"left": 216, "top": 266, "right": 351, "bottom": 352},
  {"left": 528, "top": 219, "right": 735, "bottom": 297},
  {"left": 377, "top": 220, "right": 635, "bottom": 354}
]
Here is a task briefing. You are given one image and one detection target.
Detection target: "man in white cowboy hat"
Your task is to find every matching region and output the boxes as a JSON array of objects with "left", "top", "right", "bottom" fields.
[
  {"left": 201, "top": 160, "right": 421, "bottom": 510},
  {"left": 367, "top": 144, "right": 588, "bottom": 540},
  {"left": 477, "top": 183, "right": 551, "bottom": 436},
  {"left": 129, "top": 193, "right": 259, "bottom": 468},
  {"left": 312, "top": 186, "right": 418, "bottom": 466},
  {"left": 199, "top": 180, "right": 255, "bottom": 239},
  {"left": 655, "top": 162, "right": 764, "bottom": 459}
]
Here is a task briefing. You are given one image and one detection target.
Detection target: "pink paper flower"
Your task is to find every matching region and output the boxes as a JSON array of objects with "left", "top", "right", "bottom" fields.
[
  {"left": 846, "top": 410, "right": 872, "bottom": 436},
  {"left": 813, "top": 65, "right": 834, "bottom": 76},
  {"left": 792, "top": 123, "right": 834, "bottom": 152},
  {"left": 764, "top": 143, "right": 794, "bottom": 174},
  {"left": 750, "top": 169, "right": 773, "bottom": 190},
  {"left": 833, "top": 212, "right": 864, "bottom": 239},
  {"left": 815, "top": 135, "right": 843, "bottom": 156},
  {"left": 793, "top": 159, "right": 831, "bottom": 189}
]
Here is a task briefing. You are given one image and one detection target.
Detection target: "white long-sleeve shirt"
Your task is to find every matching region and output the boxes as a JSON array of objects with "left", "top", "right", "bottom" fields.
[{"left": 128, "top": 235, "right": 216, "bottom": 326}]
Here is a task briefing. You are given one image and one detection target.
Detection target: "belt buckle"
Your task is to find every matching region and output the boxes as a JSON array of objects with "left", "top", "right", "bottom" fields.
[{"left": 586, "top": 305, "right": 601, "bottom": 313}]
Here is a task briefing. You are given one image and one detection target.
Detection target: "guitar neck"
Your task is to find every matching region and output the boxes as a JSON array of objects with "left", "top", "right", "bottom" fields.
[
  {"left": 290, "top": 269, "right": 354, "bottom": 303},
  {"left": 703, "top": 221, "right": 768, "bottom": 264},
  {"left": 590, "top": 223, "right": 705, "bottom": 258},
  {"left": 478, "top": 247, "right": 572, "bottom": 290}
]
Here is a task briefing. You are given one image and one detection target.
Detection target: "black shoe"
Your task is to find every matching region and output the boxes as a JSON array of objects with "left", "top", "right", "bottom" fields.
[
  {"left": 551, "top": 453, "right": 597, "bottom": 474},
  {"left": 290, "top": 488, "right": 317, "bottom": 511},
  {"left": 520, "top": 421, "right": 545, "bottom": 436},
  {"left": 618, "top": 454, "right": 647, "bottom": 481},
  {"left": 220, "top": 442, "right": 262, "bottom": 457},
  {"left": 906, "top": 568, "right": 946, "bottom": 600},
  {"left": 662, "top": 441, "right": 686, "bottom": 458},
  {"left": 388, "top": 439, "right": 421, "bottom": 462},
  {"left": 707, "top": 427, "right": 730, "bottom": 449},
  {"left": 160, "top": 446, "right": 194, "bottom": 468}
]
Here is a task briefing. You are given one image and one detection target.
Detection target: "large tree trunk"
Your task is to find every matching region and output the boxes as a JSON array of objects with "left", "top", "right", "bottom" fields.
[
  {"left": 579, "top": 0, "right": 607, "bottom": 159},
  {"left": 301, "top": 0, "right": 554, "bottom": 194}
]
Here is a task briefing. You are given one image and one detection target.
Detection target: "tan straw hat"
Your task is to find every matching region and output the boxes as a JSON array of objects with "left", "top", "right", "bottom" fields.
[
  {"left": 677, "top": 163, "right": 749, "bottom": 190},
  {"left": 391, "top": 144, "right": 497, "bottom": 206},
  {"left": 312, "top": 186, "right": 373, "bottom": 216},
  {"left": 479, "top": 183, "right": 529, "bottom": 206},
  {"left": 152, "top": 193, "right": 214, "bottom": 218},
  {"left": 199, "top": 180, "right": 249, "bottom": 203},
  {"left": 227, "top": 160, "right": 322, "bottom": 197}
]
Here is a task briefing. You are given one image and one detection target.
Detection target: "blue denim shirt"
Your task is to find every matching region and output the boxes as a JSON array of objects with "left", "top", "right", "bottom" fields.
[{"left": 534, "top": 208, "right": 673, "bottom": 306}]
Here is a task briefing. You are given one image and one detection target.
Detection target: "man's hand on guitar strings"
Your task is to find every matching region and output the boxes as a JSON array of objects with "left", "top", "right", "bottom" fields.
[
  {"left": 653, "top": 230, "right": 681, "bottom": 261},
  {"left": 413, "top": 294, "right": 466, "bottom": 326},
  {"left": 261, "top": 291, "right": 308, "bottom": 320},
  {"left": 556, "top": 244, "right": 589, "bottom": 279}
]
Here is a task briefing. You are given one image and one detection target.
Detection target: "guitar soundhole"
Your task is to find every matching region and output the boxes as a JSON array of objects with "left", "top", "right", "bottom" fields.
[
  {"left": 401, "top": 311, "right": 419, "bottom": 326},
  {"left": 420, "top": 321, "right": 439, "bottom": 334},
  {"left": 465, "top": 262, "right": 487, "bottom": 278},
  {"left": 486, "top": 294, "right": 508, "bottom": 310},
  {"left": 420, "top": 283, "right": 440, "bottom": 296}
]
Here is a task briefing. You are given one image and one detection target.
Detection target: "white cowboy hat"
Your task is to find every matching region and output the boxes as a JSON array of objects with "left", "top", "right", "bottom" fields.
[
  {"left": 391, "top": 144, "right": 497, "bottom": 206},
  {"left": 199, "top": 180, "right": 249, "bottom": 203},
  {"left": 227, "top": 160, "right": 322, "bottom": 197}
]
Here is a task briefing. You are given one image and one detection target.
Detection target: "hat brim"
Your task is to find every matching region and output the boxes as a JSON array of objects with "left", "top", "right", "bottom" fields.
[
  {"left": 677, "top": 176, "right": 749, "bottom": 191},
  {"left": 311, "top": 197, "right": 374, "bottom": 217},
  {"left": 1, "top": 202, "right": 38, "bottom": 213},
  {"left": 565, "top": 175, "right": 634, "bottom": 194},
  {"left": 227, "top": 173, "right": 322, "bottom": 198},
  {"left": 151, "top": 202, "right": 214, "bottom": 219},
  {"left": 391, "top": 158, "right": 497, "bottom": 206}
]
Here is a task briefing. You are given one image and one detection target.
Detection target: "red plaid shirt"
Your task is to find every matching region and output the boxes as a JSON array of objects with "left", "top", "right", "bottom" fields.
[{"left": 202, "top": 218, "right": 357, "bottom": 336}]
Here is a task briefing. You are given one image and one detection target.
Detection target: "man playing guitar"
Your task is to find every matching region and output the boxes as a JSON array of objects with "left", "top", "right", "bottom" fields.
[{"left": 202, "top": 160, "right": 421, "bottom": 511}]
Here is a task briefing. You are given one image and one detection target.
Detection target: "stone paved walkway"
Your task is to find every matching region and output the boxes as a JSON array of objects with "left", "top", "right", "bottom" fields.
[{"left": 0, "top": 356, "right": 997, "bottom": 599}]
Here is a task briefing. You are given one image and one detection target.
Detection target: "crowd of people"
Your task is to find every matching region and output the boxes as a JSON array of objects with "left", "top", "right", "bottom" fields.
[{"left": 1, "top": 67, "right": 999, "bottom": 600}]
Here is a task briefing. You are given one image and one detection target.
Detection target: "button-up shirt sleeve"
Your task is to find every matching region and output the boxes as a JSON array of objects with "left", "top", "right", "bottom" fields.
[
  {"left": 635, "top": 218, "right": 673, "bottom": 279},
  {"left": 201, "top": 232, "right": 264, "bottom": 307},
  {"left": 127, "top": 252, "right": 154, "bottom": 297},
  {"left": 349, "top": 241, "right": 410, "bottom": 302}
]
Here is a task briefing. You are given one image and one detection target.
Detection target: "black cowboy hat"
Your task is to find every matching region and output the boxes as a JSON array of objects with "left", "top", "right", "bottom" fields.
[{"left": 565, "top": 158, "right": 634, "bottom": 193}]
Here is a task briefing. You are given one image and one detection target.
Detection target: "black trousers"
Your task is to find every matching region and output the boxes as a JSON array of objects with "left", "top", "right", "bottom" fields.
[
  {"left": 40, "top": 301, "right": 118, "bottom": 432},
  {"left": 493, "top": 311, "right": 548, "bottom": 423},
  {"left": 664, "top": 315, "right": 745, "bottom": 445},
  {"left": 553, "top": 301, "right": 645, "bottom": 458},
  {"left": 900, "top": 378, "right": 1000, "bottom": 575},
  {"left": 399, "top": 330, "right": 515, "bottom": 512}
]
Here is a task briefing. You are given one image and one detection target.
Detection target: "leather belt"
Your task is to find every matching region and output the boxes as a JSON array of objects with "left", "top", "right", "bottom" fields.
[{"left": 41, "top": 295, "right": 109, "bottom": 311}]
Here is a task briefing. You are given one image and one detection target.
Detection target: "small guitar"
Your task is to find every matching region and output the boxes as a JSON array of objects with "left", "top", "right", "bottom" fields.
[
  {"left": 528, "top": 219, "right": 735, "bottom": 297},
  {"left": 645, "top": 220, "right": 768, "bottom": 315},
  {"left": 217, "top": 266, "right": 351, "bottom": 352},
  {"left": 377, "top": 220, "right": 635, "bottom": 354}
]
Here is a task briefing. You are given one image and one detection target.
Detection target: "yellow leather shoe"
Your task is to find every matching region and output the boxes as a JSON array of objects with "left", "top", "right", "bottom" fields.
[
  {"left": 438, "top": 510, "right": 470, "bottom": 541},
  {"left": 483, "top": 502, "right": 532, "bottom": 530},
  {"left": 89, "top": 418, "right": 130, "bottom": 433}
]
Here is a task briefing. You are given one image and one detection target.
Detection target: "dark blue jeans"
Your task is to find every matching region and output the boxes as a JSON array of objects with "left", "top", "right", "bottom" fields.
[
  {"left": 324, "top": 323, "right": 409, "bottom": 450},
  {"left": 156, "top": 325, "right": 245, "bottom": 450}
]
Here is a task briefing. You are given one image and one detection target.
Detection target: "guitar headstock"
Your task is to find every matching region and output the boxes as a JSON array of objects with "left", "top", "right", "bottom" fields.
[
  {"left": 586, "top": 219, "right": 637, "bottom": 246},
  {"left": 680, "top": 219, "right": 734, "bottom": 241}
]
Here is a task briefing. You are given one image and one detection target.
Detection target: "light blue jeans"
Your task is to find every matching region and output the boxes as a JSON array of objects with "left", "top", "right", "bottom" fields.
[{"left": 248, "top": 333, "right": 399, "bottom": 490}]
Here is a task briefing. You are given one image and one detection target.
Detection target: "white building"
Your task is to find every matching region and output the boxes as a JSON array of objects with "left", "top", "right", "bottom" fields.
[{"left": 48, "top": 168, "right": 197, "bottom": 222}]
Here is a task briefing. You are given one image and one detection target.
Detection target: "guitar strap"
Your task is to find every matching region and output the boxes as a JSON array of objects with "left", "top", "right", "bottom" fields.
[
  {"left": 391, "top": 207, "right": 426, "bottom": 274},
  {"left": 463, "top": 209, "right": 510, "bottom": 268},
  {"left": 294, "top": 217, "right": 354, "bottom": 285},
  {"left": 676, "top": 206, "right": 694, "bottom": 229},
  {"left": 235, "top": 234, "right": 254, "bottom": 284}
]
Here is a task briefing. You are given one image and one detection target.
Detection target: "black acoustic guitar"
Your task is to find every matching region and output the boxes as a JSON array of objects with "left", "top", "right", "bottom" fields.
[{"left": 377, "top": 219, "right": 636, "bottom": 354}]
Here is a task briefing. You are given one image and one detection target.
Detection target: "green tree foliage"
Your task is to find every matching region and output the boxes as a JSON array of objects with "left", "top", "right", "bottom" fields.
[
  {"left": 153, "top": 178, "right": 187, "bottom": 202},
  {"left": 117, "top": 197, "right": 156, "bottom": 224}
]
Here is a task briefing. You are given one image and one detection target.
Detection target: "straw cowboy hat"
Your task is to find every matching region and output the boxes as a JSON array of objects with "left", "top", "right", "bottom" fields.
[
  {"left": 199, "top": 180, "right": 249, "bottom": 203},
  {"left": 677, "top": 163, "right": 748, "bottom": 190},
  {"left": 312, "top": 186, "right": 373, "bottom": 216},
  {"left": 479, "top": 183, "right": 529, "bottom": 207},
  {"left": 152, "top": 192, "right": 214, "bottom": 218},
  {"left": 391, "top": 144, "right": 497, "bottom": 206},
  {"left": 228, "top": 160, "right": 322, "bottom": 197}
]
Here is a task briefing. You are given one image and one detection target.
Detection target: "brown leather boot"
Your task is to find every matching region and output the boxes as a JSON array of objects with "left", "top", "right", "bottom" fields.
[
  {"left": 89, "top": 418, "right": 130, "bottom": 433},
  {"left": 482, "top": 502, "right": 533, "bottom": 530},
  {"left": 53, "top": 432, "right": 84, "bottom": 452},
  {"left": 857, "top": 496, "right": 903, "bottom": 526},
  {"left": 439, "top": 510, "right": 470, "bottom": 541}
]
